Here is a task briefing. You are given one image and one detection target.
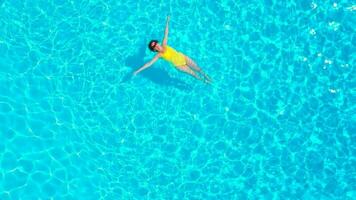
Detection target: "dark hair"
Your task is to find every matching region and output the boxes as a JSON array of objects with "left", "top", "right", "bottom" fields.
[{"left": 148, "top": 40, "right": 159, "bottom": 52}]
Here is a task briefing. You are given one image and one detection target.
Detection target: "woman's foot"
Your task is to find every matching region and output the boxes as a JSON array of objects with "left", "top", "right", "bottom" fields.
[{"left": 204, "top": 78, "right": 212, "bottom": 84}]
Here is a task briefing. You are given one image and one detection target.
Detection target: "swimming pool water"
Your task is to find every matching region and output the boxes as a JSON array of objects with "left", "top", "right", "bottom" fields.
[{"left": 0, "top": 0, "right": 355, "bottom": 199}]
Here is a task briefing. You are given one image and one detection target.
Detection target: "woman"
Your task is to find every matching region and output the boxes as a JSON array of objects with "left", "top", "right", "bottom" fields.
[{"left": 133, "top": 16, "right": 212, "bottom": 84}]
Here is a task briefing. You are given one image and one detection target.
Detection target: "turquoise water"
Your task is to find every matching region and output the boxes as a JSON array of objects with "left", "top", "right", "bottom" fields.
[{"left": 0, "top": 0, "right": 355, "bottom": 199}]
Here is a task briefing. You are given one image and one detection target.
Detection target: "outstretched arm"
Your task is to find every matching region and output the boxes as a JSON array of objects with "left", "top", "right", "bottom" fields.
[
  {"left": 133, "top": 54, "right": 161, "bottom": 75},
  {"left": 162, "top": 15, "right": 170, "bottom": 46}
]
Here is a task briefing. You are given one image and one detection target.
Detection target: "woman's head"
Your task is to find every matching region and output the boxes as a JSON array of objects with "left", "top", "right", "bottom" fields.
[{"left": 148, "top": 40, "right": 163, "bottom": 52}]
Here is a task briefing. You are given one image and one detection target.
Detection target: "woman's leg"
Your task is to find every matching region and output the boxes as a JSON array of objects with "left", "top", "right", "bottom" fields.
[
  {"left": 176, "top": 65, "right": 205, "bottom": 83},
  {"left": 185, "top": 56, "right": 212, "bottom": 82}
]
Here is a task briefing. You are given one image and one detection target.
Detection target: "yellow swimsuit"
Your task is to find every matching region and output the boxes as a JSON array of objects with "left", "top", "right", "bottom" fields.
[{"left": 160, "top": 45, "right": 187, "bottom": 67}]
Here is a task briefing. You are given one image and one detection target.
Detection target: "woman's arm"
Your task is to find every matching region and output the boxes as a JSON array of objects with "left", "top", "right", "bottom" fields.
[
  {"left": 162, "top": 15, "right": 170, "bottom": 46},
  {"left": 133, "top": 54, "right": 161, "bottom": 75}
]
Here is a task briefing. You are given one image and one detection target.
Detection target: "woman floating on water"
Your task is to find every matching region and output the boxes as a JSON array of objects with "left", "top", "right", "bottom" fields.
[{"left": 133, "top": 16, "right": 212, "bottom": 84}]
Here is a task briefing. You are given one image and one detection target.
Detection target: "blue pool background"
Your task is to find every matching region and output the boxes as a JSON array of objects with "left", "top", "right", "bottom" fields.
[{"left": 0, "top": 0, "right": 355, "bottom": 199}]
